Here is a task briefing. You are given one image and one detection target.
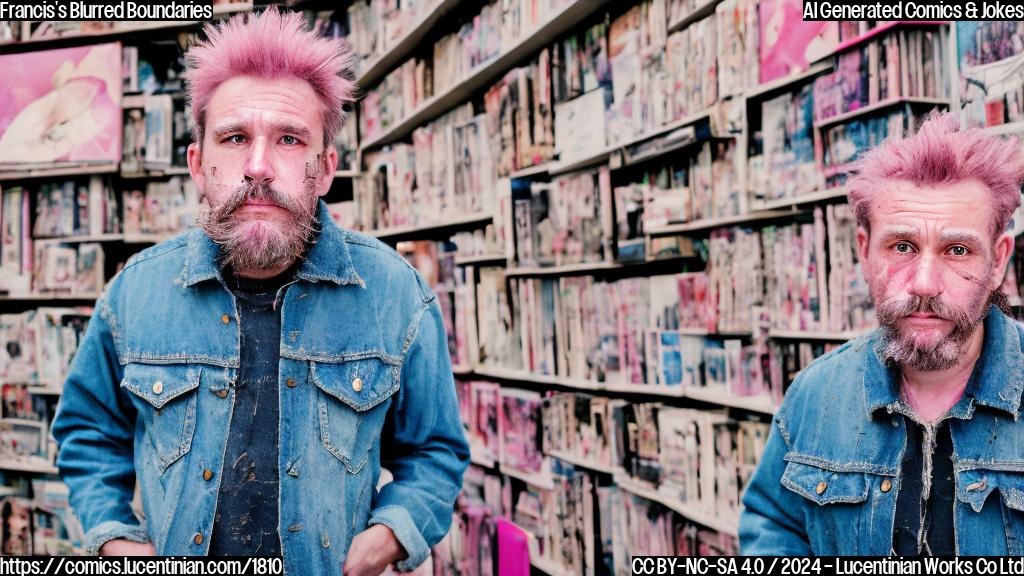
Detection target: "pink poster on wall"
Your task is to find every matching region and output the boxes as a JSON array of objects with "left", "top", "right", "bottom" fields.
[
  {"left": 758, "top": 0, "right": 838, "bottom": 84},
  {"left": 0, "top": 42, "right": 122, "bottom": 167}
]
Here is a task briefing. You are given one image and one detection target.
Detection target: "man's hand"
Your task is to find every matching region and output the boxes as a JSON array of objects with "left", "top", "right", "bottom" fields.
[
  {"left": 342, "top": 524, "right": 407, "bottom": 576},
  {"left": 99, "top": 539, "right": 157, "bottom": 556}
]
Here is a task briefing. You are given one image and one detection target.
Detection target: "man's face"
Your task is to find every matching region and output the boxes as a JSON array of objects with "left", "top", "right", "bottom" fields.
[
  {"left": 856, "top": 179, "right": 1013, "bottom": 371},
  {"left": 187, "top": 75, "right": 338, "bottom": 273}
]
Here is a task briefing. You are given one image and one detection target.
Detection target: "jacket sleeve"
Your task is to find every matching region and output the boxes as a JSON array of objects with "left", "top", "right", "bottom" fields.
[
  {"left": 50, "top": 295, "right": 146, "bottom": 555},
  {"left": 368, "top": 293, "right": 470, "bottom": 571},
  {"left": 738, "top": 404, "right": 812, "bottom": 555}
]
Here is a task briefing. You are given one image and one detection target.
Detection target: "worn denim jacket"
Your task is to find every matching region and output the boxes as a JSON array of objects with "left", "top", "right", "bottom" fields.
[
  {"left": 740, "top": 305, "right": 1024, "bottom": 555},
  {"left": 51, "top": 200, "right": 470, "bottom": 573}
]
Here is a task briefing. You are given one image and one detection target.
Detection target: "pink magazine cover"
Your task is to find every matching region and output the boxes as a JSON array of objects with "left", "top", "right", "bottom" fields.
[
  {"left": 498, "top": 390, "right": 545, "bottom": 475},
  {"left": 758, "top": 0, "right": 838, "bottom": 84},
  {"left": 0, "top": 42, "right": 122, "bottom": 167}
]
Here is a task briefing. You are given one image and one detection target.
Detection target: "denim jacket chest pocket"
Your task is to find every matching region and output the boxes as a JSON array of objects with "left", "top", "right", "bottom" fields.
[
  {"left": 781, "top": 458, "right": 890, "bottom": 554},
  {"left": 309, "top": 355, "right": 400, "bottom": 474},
  {"left": 782, "top": 460, "right": 871, "bottom": 505},
  {"left": 120, "top": 363, "right": 201, "bottom": 474},
  {"left": 957, "top": 468, "right": 1024, "bottom": 554}
]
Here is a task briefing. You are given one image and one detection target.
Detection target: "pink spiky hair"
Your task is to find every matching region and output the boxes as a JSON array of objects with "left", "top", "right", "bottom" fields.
[
  {"left": 848, "top": 110, "right": 1024, "bottom": 238},
  {"left": 183, "top": 5, "right": 358, "bottom": 148}
]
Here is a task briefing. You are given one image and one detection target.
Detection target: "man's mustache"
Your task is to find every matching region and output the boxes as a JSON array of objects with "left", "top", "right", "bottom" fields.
[
  {"left": 212, "top": 180, "right": 306, "bottom": 219},
  {"left": 875, "top": 293, "right": 973, "bottom": 331}
]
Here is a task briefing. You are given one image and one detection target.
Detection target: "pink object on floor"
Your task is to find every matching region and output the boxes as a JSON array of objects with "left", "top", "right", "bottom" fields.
[{"left": 496, "top": 518, "right": 530, "bottom": 576}]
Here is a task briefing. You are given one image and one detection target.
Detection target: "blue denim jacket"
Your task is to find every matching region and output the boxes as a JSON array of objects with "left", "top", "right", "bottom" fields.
[
  {"left": 51, "top": 200, "right": 470, "bottom": 573},
  {"left": 740, "top": 305, "right": 1024, "bottom": 555}
]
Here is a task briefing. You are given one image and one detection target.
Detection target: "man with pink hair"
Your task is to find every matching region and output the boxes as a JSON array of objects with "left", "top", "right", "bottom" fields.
[
  {"left": 51, "top": 7, "right": 469, "bottom": 574},
  {"left": 740, "top": 112, "right": 1024, "bottom": 554}
]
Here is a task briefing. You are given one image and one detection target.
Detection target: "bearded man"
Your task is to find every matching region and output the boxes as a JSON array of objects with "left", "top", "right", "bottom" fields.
[
  {"left": 50, "top": 8, "right": 469, "bottom": 575},
  {"left": 740, "top": 112, "right": 1024, "bottom": 555}
]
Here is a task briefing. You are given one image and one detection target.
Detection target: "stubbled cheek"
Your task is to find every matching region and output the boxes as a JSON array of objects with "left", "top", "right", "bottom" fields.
[
  {"left": 949, "top": 264, "right": 989, "bottom": 286},
  {"left": 304, "top": 155, "right": 322, "bottom": 181},
  {"left": 883, "top": 261, "right": 914, "bottom": 283},
  {"left": 884, "top": 259, "right": 989, "bottom": 289}
]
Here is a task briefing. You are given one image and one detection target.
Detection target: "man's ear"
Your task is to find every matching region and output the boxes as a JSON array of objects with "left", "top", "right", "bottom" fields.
[
  {"left": 316, "top": 146, "right": 339, "bottom": 198},
  {"left": 856, "top": 226, "right": 871, "bottom": 276},
  {"left": 856, "top": 226, "right": 872, "bottom": 264},
  {"left": 187, "top": 142, "right": 205, "bottom": 194},
  {"left": 991, "top": 232, "right": 1014, "bottom": 290}
]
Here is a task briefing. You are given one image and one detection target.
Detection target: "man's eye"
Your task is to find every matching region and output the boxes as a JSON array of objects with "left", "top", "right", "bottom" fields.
[
  {"left": 894, "top": 242, "right": 913, "bottom": 253},
  {"left": 224, "top": 135, "right": 246, "bottom": 144},
  {"left": 949, "top": 245, "right": 969, "bottom": 257},
  {"left": 281, "top": 135, "right": 299, "bottom": 145}
]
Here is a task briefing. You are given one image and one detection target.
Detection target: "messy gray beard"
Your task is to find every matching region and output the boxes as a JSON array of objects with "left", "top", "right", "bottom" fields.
[
  {"left": 873, "top": 279, "right": 996, "bottom": 371},
  {"left": 197, "top": 179, "right": 319, "bottom": 273}
]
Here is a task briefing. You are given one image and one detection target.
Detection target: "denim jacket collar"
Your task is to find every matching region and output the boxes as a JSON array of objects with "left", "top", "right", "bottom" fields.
[
  {"left": 863, "top": 305, "right": 1024, "bottom": 420},
  {"left": 181, "top": 200, "right": 365, "bottom": 288}
]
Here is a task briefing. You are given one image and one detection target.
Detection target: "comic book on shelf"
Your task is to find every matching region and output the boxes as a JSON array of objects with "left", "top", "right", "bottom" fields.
[
  {"left": 0, "top": 186, "right": 32, "bottom": 294},
  {"left": 122, "top": 107, "right": 146, "bottom": 175},
  {"left": 411, "top": 106, "right": 474, "bottom": 221},
  {"left": 356, "top": 144, "right": 416, "bottom": 231},
  {"left": 708, "top": 227, "right": 764, "bottom": 333},
  {"left": 826, "top": 203, "right": 877, "bottom": 333},
  {"left": 675, "top": 272, "right": 715, "bottom": 332},
  {"left": 143, "top": 94, "right": 174, "bottom": 168},
  {"left": 612, "top": 401, "right": 661, "bottom": 485},
  {"left": 761, "top": 216, "right": 827, "bottom": 332},
  {"left": 475, "top": 266, "right": 517, "bottom": 370},
  {"left": 554, "top": 89, "right": 609, "bottom": 166},
  {"left": 606, "top": 0, "right": 711, "bottom": 146},
  {"left": 751, "top": 81, "right": 820, "bottom": 204},
  {"left": 483, "top": 54, "right": 556, "bottom": 176},
  {"left": 512, "top": 168, "right": 612, "bottom": 268},
  {"left": 813, "top": 28, "right": 948, "bottom": 125},
  {"left": 820, "top": 108, "right": 932, "bottom": 187},
  {"left": 609, "top": 489, "right": 675, "bottom": 575},
  {"left": 31, "top": 479, "right": 84, "bottom": 554},
  {"left": 31, "top": 177, "right": 119, "bottom": 239},
  {"left": 768, "top": 340, "right": 843, "bottom": 398},
  {"left": 757, "top": 0, "right": 837, "bottom": 84},
  {"left": 469, "top": 382, "right": 500, "bottom": 467},
  {"left": 0, "top": 308, "right": 90, "bottom": 388},
  {"left": 498, "top": 388, "right": 551, "bottom": 484},
  {"left": 552, "top": 19, "right": 611, "bottom": 104},
  {"left": 31, "top": 243, "right": 104, "bottom": 296},
  {"left": 451, "top": 115, "right": 499, "bottom": 217},
  {"left": 715, "top": 0, "right": 759, "bottom": 98},
  {"left": 506, "top": 465, "right": 594, "bottom": 575},
  {"left": 663, "top": 15, "right": 718, "bottom": 142},
  {"left": 0, "top": 419, "right": 48, "bottom": 464},
  {"left": 959, "top": 22, "right": 1024, "bottom": 129},
  {"left": 121, "top": 176, "right": 199, "bottom": 237},
  {"left": 0, "top": 21, "right": 22, "bottom": 43},
  {"left": 542, "top": 392, "right": 616, "bottom": 468}
]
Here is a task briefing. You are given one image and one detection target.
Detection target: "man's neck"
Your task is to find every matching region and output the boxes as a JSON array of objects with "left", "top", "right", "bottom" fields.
[
  {"left": 233, "top": 259, "right": 298, "bottom": 280},
  {"left": 900, "top": 325, "right": 985, "bottom": 422}
]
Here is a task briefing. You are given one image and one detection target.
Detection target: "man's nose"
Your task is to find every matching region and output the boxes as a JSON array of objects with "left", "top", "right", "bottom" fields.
[
  {"left": 243, "top": 137, "right": 275, "bottom": 184},
  {"left": 908, "top": 253, "right": 943, "bottom": 300}
]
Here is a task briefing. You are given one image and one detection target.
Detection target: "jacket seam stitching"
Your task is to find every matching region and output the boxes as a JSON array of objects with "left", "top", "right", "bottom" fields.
[{"left": 400, "top": 301, "right": 431, "bottom": 363}]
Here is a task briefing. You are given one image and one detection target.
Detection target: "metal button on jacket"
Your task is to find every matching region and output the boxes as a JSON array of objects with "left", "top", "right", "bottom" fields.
[
  {"left": 816, "top": 481, "right": 828, "bottom": 495},
  {"left": 152, "top": 380, "right": 164, "bottom": 395},
  {"left": 880, "top": 479, "right": 892, "bottom": 493},
  {"left": 352, "top": 377, "right": 363, "bottom": 392}
]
